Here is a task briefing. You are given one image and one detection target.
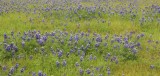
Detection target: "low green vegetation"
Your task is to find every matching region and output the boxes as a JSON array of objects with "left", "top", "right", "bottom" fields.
[{"left": 0, "top": 0, "right": 160, "bottom": 76}]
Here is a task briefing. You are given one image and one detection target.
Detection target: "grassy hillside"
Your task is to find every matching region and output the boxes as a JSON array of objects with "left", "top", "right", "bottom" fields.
[{"left": 0, "top": 0, "right": 160, "bottom": 76}]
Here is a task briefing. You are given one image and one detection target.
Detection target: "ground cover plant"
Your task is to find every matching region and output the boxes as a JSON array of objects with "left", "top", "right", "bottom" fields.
[{"left": 0, "top": 0, "right": 160, "bottom": 76}]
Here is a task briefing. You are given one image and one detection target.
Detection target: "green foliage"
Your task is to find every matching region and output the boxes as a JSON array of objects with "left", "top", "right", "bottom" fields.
[{"left": 0, "top": 0, "right": 160, "bottom": 76}]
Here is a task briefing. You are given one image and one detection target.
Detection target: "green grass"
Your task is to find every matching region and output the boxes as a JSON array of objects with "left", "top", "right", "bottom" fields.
[
  {"left": 0, "top": 0, "right": 160, "bottom": 76},
  {"left": 0, "top": 13, "right": 160, "bottom": 76}
]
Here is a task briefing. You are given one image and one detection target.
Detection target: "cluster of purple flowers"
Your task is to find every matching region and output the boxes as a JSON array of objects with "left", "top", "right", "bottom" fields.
[
  {"left": 0, "top": 0, "right": 159, "bottom": 75},
  {"left": 1, "top": 29, "right": 159, "bottom": 75},
  {"left": 0, "top": 0, "right": 160, "bottom": 25}
]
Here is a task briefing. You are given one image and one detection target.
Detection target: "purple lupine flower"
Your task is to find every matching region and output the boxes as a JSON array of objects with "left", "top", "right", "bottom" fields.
[
  {"left": 33, "top": 30, "right": 36, "bottom": 34},
  {"left": 36, "top": 33, "right": 41, "bottom": 39},
  {"left": 75, "top": 62, "right": 80, "bottom": 67},
  {"left": 4, "top": 33, "right": 7, "bottom": 39},
  {"left": 124, "top": 37, "right": 128, "bottom": 43},
  {"left": 42, "top": 18, "right": 45, "bottom": 22},
  {"left": 32, "top": 72, "right": 36, "bottom": 76},
  {"left": 130, "top": 45, "right": 135, "bottom": 49},
  {"left": 56, "top": 60, "right": 60, "bottom": 68},
  {"left": 15, "top": 63, "right": 19, "bottom": 69},
  {"left": 2, "top": 66, "right": 7, "bottom": 71},
  {"left": 96, "top": 36, "right": 102, "bottom": 42},
  {"left": 9, "top": 67, "right": 15, "bottom": 74},
  {"left": 62, "top": 59, "right": 67, "bottom": 67},
  {"left": 137, "top": 35, "right": 140, "bottom": 39},
  {"left": 10, "top": 42, "right": 14, "bottom": 48},
  {"left": 51, "top": 32, "right": 56, "bottom": 36},
  {"left": 58, "top": 50, "right": 63, "bottom": 58},
  {"left": 93, "top": 33, "right": 97, "bottom": 36},
  {"left": 116, "top": 37, "right": 121, "bottom": 43},
  {"left": 69, "top": 35, "right": 73, "bottom": 41},
  {"left": 86, "top": 33, "right": 89, "bottom": 37},
  {"left": 140, "top": 33, "right": 145, "bottom": 37},
  {"left": 22, "top": 41, "right": 25, "bottom": 47},
  {"left": 148, "top": 40, "right": 152, "bottom": 43},
  {"left": 107, "top": 68, "right": 111, "bottom": 76},
  {"left": 43, "top": 74, "right": 47, "bottom": 76},
  {"left": 74, "top": 34, "right": 79, "bottom": 41},
  {"left": 124, "top": 43, "right": 129, "bottom": 48},
  {"left": 86, "top": 68, "right": 91, "bottom": 74},
  {"left": 70, "top": 49, "right": 74, "bottom": 53},
  {"left": 38, "top": 39, "right": 44, "bottom": 46},
  {"left": 95, "top": 43, "right": 100, "bottom": 47},
  {"left": 38, "top": 71, "right": 43, "bottom": 76},
  {"left": 136, "top": 42, "right": 141, "bottom": 47},
  {"left": 120, "top": 10, "right": 124, "bottom": 15},
  {"left": 105, "top": 34, "right": 109, "bottom": 39},
  {"left": 107, "top": 53, "right": 111, "bottom": 57},
  {"left": 77, "top": 4, "right": 82, "bottom": 10},
  {"left": 89, "top": 54, "right": 93, "bottom": 60},
  {"left": 79, "top": 68, "right": 84, "bottom": 75},
  {"left": 81, "top": 32, "right": 84, "bottom": 37},
  {"left": 5, "top": 45, "right": 11, "bottom": 51},
  {"left": 111, "top": 56, "right": 117, "bottom": 62},
  {"left": 95, "top": 67, "right": 100, "bottom": 71},
  {"left": 42, "top": 36, "right": 47, "bottom": 41}
]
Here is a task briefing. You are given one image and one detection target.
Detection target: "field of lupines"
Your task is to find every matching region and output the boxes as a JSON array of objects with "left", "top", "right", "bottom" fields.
[{"left": 0, "top": 0, "right": 160, "bottom": 76}]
